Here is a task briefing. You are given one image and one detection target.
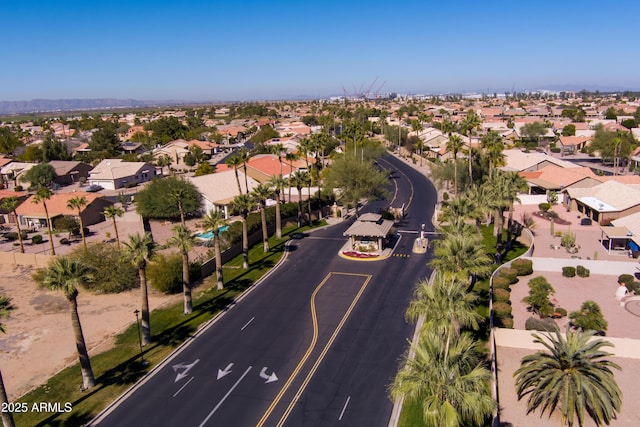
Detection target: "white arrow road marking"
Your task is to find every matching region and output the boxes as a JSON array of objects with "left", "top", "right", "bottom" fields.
[
  {"left": 172, "top": 359, "right": 200, "bottom": 382},
  {"left": 217, "top": 363, "right": 234, "bottom": 380},
  {"left": 259, "top": 367, "right": 278, "bottom": 384},
  {"left": 199, "top": 366, "right": 252, "bottom": 427}
]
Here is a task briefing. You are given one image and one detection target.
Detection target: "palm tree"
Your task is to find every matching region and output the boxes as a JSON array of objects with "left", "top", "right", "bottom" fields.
[
  {"left": 285, "top": 151, "right": 299, "bottom": 201},
  {"left": 0, "top": 296, "right": 16, "bottom": 427},
  {"left": 406, "top": 273, "right": 483, "bottom": 338},
  {"left": 461, "top": 110, "right": 482, "bottom": 187},
  {"left": 103, "top": 205, "right": 124, "bottom": 249},
  {"left": 480, "top": 130, "right": 505, "bottom": 178},
  {"left": 156, "top": 154, "right": 172, "bottom": 176},
  {"left": 1, "top": 196, "right": 25, "bottom": 253},
  {"left": 225, "top": 154, "right": 243, "bottom": 195},
  {"left": 298, "top": 138, "right": 315, "bottom": 219},
  {"left": 32, "top": 187, "right": 55, "bottom": 255},
  {"left": 514, "top": 328, "right": 622, "bottom": 426},
  {"left": 168, "top": 225, "right": 195, "bottom": 314},
  {"left": 67, "top": 196, "right": 88, "bottom": 251},
  {"left": 40, "top": 257, "right": 96, "bottom": 389},
  {"left": 391, "top": 331, "right": 496, "bottom": 427},
  {"left": 231, "top": 194, "right": 252, "bottom": 269},
  {"left": 430, "top": 233, "right": 493, "bottom": 284},
  {"left": 238, "top": 148, "right": 251, "bottom": 194},
  {"left": 446, "top": 135, "right": 465, "bottom": 196},
  {"left": 169, "top": 186, "right": 188, "bottom": 227},
  {"left": 252, "top": 183, "right": 272, "bottom": 252},
  {"left": 289, "top": 170, "right": 310, "bottom": 227},
  {"left": 439, "top": 193, "right": 482, "bottom": 226},
  {"left": 202, "top": 210, "right": 227, "bottom": 290},
  {"left": 268, "top": 175, "right": 286, "bottom": 239},
  {"left": 123, "top": 233, "right": 155, "bottom": 345}
]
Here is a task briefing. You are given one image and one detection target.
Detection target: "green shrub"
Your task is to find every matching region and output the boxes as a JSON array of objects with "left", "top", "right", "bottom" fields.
[
  {"left": 562, "top": 266, "right": 576, "bottom": 277},
  {"left": 147, "top": 252, "right": 201, "bottom": 294},
  {"left": 67, "top": 243, "right": 138, "bottom": 293},
  {"left": 14, "top": 185, "right": 23, "bottom": 192},
  {"left": 493, "top": 288, "right": 511, "bottom": 303},
  {"left": 495, "top": 315, "right": 514, "bottom": 329},
  {"left": 511, "top": 258, "right": 533, "bottom": 276},
  {"left": 4, "top": 231, "right": 28, "bottom": 241},
  {"left": 550, "top": 147, "right": 561, "bottom": 153},
  {"left": 493, "top": 301, "right": 512, "bottom": 317},
  {"left": 492, "top": 276, "right": 511, "bottom": 290},
  {"left": 525, "top": 316, "right": 558, "bottom": 332},
  {"left": 538, "top": 202, "right": 550, "bottom": 212},
  {"left": 569, "top": 301, "right": 608, "bottom": 334},
  {"left": 31, "top": 234, "right": 43, "bottom": 244},
  {"left": 554, "top": 307, "right": 568, "bottom": 317},
  {"left": 498, "top": 267, "right": 519, "bottom": 284},
  {"left": 626, "top": 281, "right": 640, "bottom": 295},
  {"left": 59, "top": 238, "right": 70, "bottom": 245},
  {"left": 618, "top": 274, "right": 635, "bottom": 286},
  {"left": 576, "top": 265, "right": 590, "bottom": 277},
  {"left": 524, "top": 276, "right": 555, "bottom": 317},
  {"left": 561, "top": 230, "right": 576, "bottom": 248}
]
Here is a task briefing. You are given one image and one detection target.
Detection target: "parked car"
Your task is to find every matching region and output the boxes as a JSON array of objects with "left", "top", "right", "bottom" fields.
[{"left": 85, "top": 184, "right": 103, "bottom": 192}]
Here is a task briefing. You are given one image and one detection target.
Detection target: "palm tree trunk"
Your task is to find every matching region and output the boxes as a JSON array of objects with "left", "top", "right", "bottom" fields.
[
  {"left": 233, "top": 167, "right": 242, "bottom": 195},
  {"left": 43, "top": 202, "right": 55, "bottom": 256},
  {"left": 178, "top": 201, "right": 185, "bottom": 227},
  {"left": 14, "top": 213, "right": 24, "bottom": 254},
  {"left": 182, "top": 252, "right": 192, "bottom": 314},
  {"left": 275, "top": 191, "right": 282, "bottom": 239},
  {"left": 297, "top": 188, "right": 303, "bottom": 228},
  {"left": 78, "top": 209, "right": 87, "bottom": 251},
  {"left": 453, "top": 155, "right": 458, "bottom": 197},
  {"left": 242, "top": 217, "right": 248, "bottom": 269},
  {"left": 112, "top": 217, "right": 120, "bottom": 249},
  {"left": 69, "top": 297, "right": 96, "bottom": 389},
  {"left": 0, "top": 369, "right": 15, "bottom": 427},
  {"left": 495, "top": 208, "right": 504, "bottom": 249},
  {"left": 214, "top": 233, "right": 224, "bottom": 290},
  {"left": 139, "top": 267, "right": 151, "bottom": 345},
  {"left": 260, "top": 206, "right": 269, "bottom": 252},
  {"left": 307, "top": 184, "right": 312, "bottom": 224}
]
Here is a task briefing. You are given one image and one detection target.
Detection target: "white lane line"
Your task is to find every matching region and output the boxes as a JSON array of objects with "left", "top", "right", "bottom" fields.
[
  {"left": 199, "top": 366, "right": 252, "bottom": 427},
  {"left": 338, "top": 396, "right": 351, "bottom": 421},
  {"left": 241, "top": 317, "right": 255, "bottom": 331},
  {"left": 172, "top": 376, "right": 194, "bottom": 398}
]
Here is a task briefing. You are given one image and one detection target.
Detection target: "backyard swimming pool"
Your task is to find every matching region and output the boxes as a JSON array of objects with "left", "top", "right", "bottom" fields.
[{"left": 195, "top": 226, "right": 229, "bottom": 240}]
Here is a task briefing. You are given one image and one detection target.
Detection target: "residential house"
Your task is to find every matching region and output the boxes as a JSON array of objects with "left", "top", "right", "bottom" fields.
[
  {"left": 557, "top": 136, "right": 591, "bottom": 155},
  {"left": 49, "top": 160, "right": 92, "bottom": 185},
  {"left": 88, "top": 159, "right": 157, "bottom": 190},
  {"left": 562, "top": 180, "right": 640, "bottom": 224},
  {"left": 186, "top": 170, "right": 259, "bottom": 218},
  {"left": 0, "top": 190, "right": 29, "bottom": 224},
  {"left": 519, "top": 165, "right": 600, "bottom": 194},
  {"left": 0, "top": 162, "right": 36, "bottom": 188},
  {"left": 501, "top": 149, "right": 580, "bottom": 172},
  {"left": 15, "top": 191, "right": 113, "bottom": 228}
]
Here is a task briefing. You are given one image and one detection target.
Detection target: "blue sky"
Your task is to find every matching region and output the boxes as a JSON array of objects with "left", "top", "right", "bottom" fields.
[{"left": 2, "top": 0, "right": 639, "bottom": 101}]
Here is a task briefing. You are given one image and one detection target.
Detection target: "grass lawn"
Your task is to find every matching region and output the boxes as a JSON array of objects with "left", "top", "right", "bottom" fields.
[
  {"left": 13, "top": 221, "right": 325, "bottom": 427},
  {"left": 397, "top": 224, "right": 529, "bottom": 427}
]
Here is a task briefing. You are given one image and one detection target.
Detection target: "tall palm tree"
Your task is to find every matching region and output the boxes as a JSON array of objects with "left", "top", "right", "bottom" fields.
[
  {"left": 430, "top": 233, "right": 493, "bottom": 284},
  {"left": 2, "top": 196, "right": 25, "bottom": 253},
  {"left": 252, "top": 183, "right": 272, "bottom": 252},
  {"left": 439, "top": 193, "right": 482, "bottom": 226},
  {"left": 40, "top": 257, "right": 96, "bottom": 389},
  {"left": 169, "top": 186, "right": 188, "bottom": 227},
  {"left": 202, "top": 210, "right": 227, "bottom": 290},
  {"left": 480, "top": 130, "right": 505, "bottom": 178},
  {"left": 391, "top": 331, "right": 496, "bottom": 427},
  {"left": 514, "top": 328, "right": 622, "bottom": 427},
  {"left": 284, "top": 151, "right": 299, "bottom": 201},
  {"left": 32, "top": 187, "right": 55, "bottom": 255},
  {"left": 461, "top": 110, "right": 482, "bottom": 187},
  {"left": 406, "top": 273, "right": 483, "bottom": 338},
  {"left": 298, "top": 138, "right": 315, "bottom": 219},
  {"left": 502, "top": 171, "right": 528, "bottom": 244},
  {"left": 289, "top": 170, "right": 310, "bottom": 227},
  {"left": 0, "top": 296, "right": 16, "bottom": 427},
  {"left": 67, "top": 195, "right": 88, "bottom": 251},
  {"left": 446, "top": 135, "right": 465, "bottom": 196},
  {"left": 225, "top": 154, "right": 243, "bottom": 195},
  {"left": 123, "top": 233, "right": 155, "bottom": 345},
  {"left": 103, "top": 205, "right": 124, "bottom": 249},
  {"left": 268, "top": 175, "right": 286, "bottom": 239},
  {"left": 231, "top": 194, "right": 252, "bottom": 269},
  {"left": 237, "top": 148, "right": 251, "bottom": 194},
  {"left": 168, "top": 225, "right": 195, "bottom": 314}
]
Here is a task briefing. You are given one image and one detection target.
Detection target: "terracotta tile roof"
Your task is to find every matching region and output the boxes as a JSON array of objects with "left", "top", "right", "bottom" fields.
[
  {"left": 0, "top": 156, "right": 13, "bottom": 168},
  {"left": 558, "top": 136, "right": 591, "bottom": 146},
  {"left": 15, "top": 192, "right": 106, "bottom": 218},
  {"left": 519, "top": 165, "right": 596, "bottom": 188}
]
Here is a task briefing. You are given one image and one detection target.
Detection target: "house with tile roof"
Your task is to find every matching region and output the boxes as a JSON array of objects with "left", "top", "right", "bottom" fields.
[
  {"left": 0, "top": 190, "right": 29, "bottom": 224},
  {"left": 563, "top": 180, "right": 640, "bottom": 224},
  {"left": 88, "top": 159, "right": 157, "bottom": 190},
  {"left": 15, "top": 191, "right": 113, "bottom": 228},
  {"left": 48, "top": 160, "right": 92, "bottom": 185},
  {"left": 186, "top": 170, "right": 259, "bottom": 218},
  {"left": 501, "top": 149, "right": 579, "bottom": 172},
  {"left": 519, "top": 165, "right": 600, "bottom": 194},
  {"left": 557, "top": 136, "right": 591, "bottom": 155}
]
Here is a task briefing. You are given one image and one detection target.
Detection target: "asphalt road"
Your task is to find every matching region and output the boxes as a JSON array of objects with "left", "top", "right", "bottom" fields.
[{"left": 91, "top": 154, "right": 437, "bottom": 427}]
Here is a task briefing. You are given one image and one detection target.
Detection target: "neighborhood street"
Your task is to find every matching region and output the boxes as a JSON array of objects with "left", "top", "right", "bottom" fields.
[{"left": 91, "top": 154, "right": 437, "bottom": 427}]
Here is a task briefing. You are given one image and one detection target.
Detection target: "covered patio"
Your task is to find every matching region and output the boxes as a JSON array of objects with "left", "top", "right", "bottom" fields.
[{"left": 600, "top": 226, "right": 633, "bottom": 254}]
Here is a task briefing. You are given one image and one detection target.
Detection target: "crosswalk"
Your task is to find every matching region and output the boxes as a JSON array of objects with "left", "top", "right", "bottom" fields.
[{"left": 393, "top": 253, "right": 411, "bottom": 258}]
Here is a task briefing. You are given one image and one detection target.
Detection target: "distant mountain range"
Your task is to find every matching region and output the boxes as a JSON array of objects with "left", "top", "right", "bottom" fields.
[{"left": 0, "top": 98, "right": 202, "bottom": 115}]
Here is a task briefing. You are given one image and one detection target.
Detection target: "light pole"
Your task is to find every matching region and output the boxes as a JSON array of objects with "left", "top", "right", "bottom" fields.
[{"left": 134, "top": 309, "right": 147, "bottom": 365}]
